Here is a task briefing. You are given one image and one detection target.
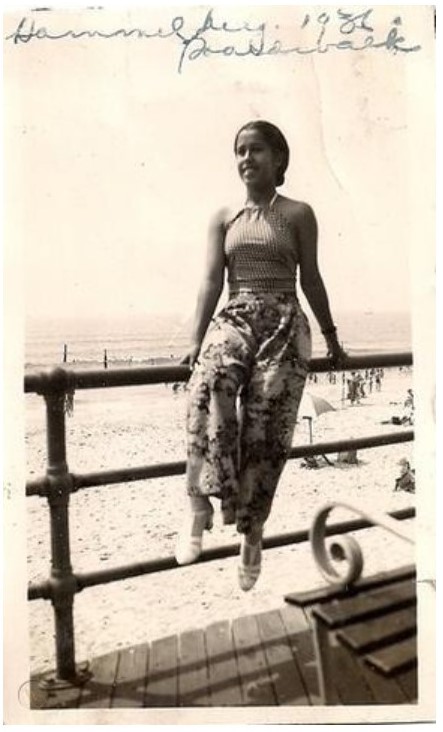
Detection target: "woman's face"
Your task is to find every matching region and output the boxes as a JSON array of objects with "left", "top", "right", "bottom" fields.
[{"left": 235, "top": 128, "right": 281, "bottom": 189}]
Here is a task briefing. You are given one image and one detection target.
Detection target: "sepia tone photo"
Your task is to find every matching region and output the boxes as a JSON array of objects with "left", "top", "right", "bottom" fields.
[{"left": 3, "top": 2, "right": 436, "bottom": 724}]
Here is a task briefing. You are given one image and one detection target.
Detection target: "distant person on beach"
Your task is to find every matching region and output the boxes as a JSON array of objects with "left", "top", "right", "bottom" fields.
[
  {"left": 347, "top": 372, "right": 360, "bottom": 404},
  {"left": 389, "top": 388, "right": 414, "bottom": 426},
  {"left": 175, "top": 120, "right": 346, "bottom": 591},
  {"left": 394, "top": 458, "right": 415, "bottom": 493},
  {"left": 403, "top": 388, "right": 414, "bottom": 424}
]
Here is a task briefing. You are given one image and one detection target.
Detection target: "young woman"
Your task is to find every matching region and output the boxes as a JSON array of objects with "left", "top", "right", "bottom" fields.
[{"left": 176, "top": 120, "right": 346, "bottom": 591}]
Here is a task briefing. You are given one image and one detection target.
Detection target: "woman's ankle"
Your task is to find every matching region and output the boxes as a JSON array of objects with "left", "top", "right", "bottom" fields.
[
  {"left": 245, "top": 523, "right": 263, "bottom": 545},
  {"left": 189, "top": 495, "right": 212, "bottom": 513}
]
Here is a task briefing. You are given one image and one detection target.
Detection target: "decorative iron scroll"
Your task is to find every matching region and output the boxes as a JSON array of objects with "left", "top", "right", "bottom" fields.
[{"left": 310, "top": 501, "right": 415, "bottom": 588}]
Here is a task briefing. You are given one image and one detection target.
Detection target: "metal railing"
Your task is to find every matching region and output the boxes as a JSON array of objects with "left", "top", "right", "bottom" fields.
[{"left": 25, "top": 352, "right": 414, "bottom": 686}]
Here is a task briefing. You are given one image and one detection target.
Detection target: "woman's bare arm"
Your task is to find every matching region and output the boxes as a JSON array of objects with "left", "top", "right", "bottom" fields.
[
  {"left": 295, "top": 202, "right": 346, "bottom": 364},
  {"left": 185, "top": 209, "right": 227, "bottom": 366}
]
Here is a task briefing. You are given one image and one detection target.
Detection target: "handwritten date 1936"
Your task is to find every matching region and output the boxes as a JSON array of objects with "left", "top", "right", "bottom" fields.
[{"left": 5, "top": 8, "right": 422, "bottom": 73}]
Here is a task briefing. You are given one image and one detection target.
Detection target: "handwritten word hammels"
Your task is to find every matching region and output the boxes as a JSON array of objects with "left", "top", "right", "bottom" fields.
[{"left": 5, "top": 8, "right": 422, "bottom": 73}]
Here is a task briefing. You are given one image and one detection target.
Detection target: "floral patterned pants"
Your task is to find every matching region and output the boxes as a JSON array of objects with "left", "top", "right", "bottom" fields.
[{"left": 186, "top": 292, "right": 312, "bottom": 534}]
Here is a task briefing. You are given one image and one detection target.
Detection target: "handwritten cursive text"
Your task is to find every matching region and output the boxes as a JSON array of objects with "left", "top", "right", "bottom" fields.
[{"left": 5, "top": 8, "right": 422, "bottom": 73}]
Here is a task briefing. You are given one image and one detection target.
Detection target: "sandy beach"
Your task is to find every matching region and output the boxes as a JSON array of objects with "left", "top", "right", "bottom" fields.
[{"left": 24, "top": 367, "right": 416, "bottom": 675}]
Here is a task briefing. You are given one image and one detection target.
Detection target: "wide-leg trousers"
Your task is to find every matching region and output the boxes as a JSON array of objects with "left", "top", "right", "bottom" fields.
[{"left": 186, "top": 292, "right": 312, "bottom": 534}]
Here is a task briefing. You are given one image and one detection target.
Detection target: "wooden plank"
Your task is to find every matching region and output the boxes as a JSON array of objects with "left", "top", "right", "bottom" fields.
[
  {"left": 145, "top": 635, "right": 178, "bottom": 707},
  {"left": 327, "top": 642, "right": 375, "bottom": 705},
  {"left": 29, "top": 676, "right": 77, "bottom": 709},
  {"left": 337, "top": 607, "right": 416, "bottom": 653},
  {"left": 29, "top": 676, "right": 81, "bottom": 710},
  {"left": 279, "top": 603, "right": 312, "bottom": 635},
  {"left": 313, "top": 580, "right": 416, "bottom": 629},
  {"left": 279, "top": 605, "right": 321, "bottom": 705},
  {"left": 29, "top": 663, "right": 90, "bottom": 709},
  {"left": 29, "top": 678, "right": 52, "bottom": 710},
  {"left": 178, "top": 628, "right": 210, "bottom": 707},
  {"left": 231, "top": 614, "right": 276, "bottom": 706},
  {"left": 38, "top": 683, "right": 82, "bottom": 710},
  {"left": 394, "top": 666, "right": 418, "bottom": 702},
  {"left": 205, "top": 620, "right": 242, "bottom": 706},
  {"left": 349, "top": 654, "right": 409, "bottom": 704},
  {"left": 111, "top": 644, "right": 149, "bottom": 708},
  {"left": 365, "top": 636, "right": 417, "bottom": 676},
  {"left": 78, "top": 651, "right": 119, "bottom": 708},
  {"left": 284, "top": 566, "right": 416, "bottom": 608},
  {"left": 255, "top": 609, "right": 307, "bottom": 706}
]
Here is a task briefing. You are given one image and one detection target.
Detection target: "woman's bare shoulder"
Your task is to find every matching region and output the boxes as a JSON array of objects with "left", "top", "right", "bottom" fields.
[
  {"left": 210, "top": 203, "right": 242, "bottom": 230},
  {"left": 277, "top": 195, "right": 316, "bottom": 224}
]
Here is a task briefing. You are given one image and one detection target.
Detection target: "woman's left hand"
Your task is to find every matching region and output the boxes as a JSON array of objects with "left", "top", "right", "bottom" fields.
[{"left": 327, "top": 342, "right": 348, "bottom": 370}]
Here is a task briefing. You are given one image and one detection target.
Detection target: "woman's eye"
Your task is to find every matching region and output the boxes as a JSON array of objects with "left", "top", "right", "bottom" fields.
[{"left": 237, "top": 145, "right": 263, "bottom": 156}]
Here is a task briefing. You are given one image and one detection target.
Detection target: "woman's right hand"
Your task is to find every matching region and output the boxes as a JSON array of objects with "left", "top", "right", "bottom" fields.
[{"left": 180, "top": 343, "right": 201, "bottom": 369}]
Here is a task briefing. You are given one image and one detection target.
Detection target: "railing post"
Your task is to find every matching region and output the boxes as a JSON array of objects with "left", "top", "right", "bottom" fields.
[{"left": 39, "top": 369, "right": 89, "bottom": 688}]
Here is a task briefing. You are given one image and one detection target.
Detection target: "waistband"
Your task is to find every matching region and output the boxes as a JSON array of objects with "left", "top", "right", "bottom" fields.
[{"left": 228, "top": 277, "right": 296, "bottom": 297}]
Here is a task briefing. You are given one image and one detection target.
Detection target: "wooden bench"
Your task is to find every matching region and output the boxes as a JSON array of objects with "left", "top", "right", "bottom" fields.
[
  {"left": 285, "top": 564, "right": 417, "bottom": 704},
  {"left": 284, "top": 501, "right": 417, "bottom": 705}
]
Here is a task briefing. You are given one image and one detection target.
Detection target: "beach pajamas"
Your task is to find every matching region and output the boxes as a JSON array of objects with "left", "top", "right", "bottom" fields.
[{"left": 186, "top": 195, "right": 312, "bottom": 534}]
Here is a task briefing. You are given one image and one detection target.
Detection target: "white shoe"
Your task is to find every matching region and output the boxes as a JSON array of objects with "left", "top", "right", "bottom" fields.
[
  {"left": 238, "top": 534, "right": 262, "bottom": 591},
  {"left": 175, "top": 506, "right": 214, "bottom": 565}
]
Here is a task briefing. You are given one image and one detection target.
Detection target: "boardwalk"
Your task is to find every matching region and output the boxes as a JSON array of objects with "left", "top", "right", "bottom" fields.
[{"left": 30, "top": 601, "right": 416, "bottom": 709}]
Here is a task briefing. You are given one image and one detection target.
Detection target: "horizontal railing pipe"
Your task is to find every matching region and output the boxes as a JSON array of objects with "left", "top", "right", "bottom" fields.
[
  {"left": 27, "top": 506, "right": 415, "bottom": 601},
  {"left": 331, "top": 352, "right": 412, "bottom": 370},
  {"left": 24, "top": 352, "right": 413, "bottom": 394},
  {"left": 24, "top": 365, "right": 190, "bottom": 394},
  {"left": 26, "top": 478, "right": 50, "bottom": 497},
  {"left": 28, "top": 582, "right": 53, "bottom": 602},
  {"left": 72, "top": 461, "right": 186, "bottom": 490},
  {"left": 25, "top": 430, "right": 413, "bottom": 496},
  {"left": 287, "top": 431, "right": 414, "bottom": 459}
]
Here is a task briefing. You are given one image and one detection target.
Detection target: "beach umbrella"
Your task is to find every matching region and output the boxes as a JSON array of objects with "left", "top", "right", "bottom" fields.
[
  {"left": 299, "top": 392, "right": 336, "bottom": 444},
  {"left": 300, "top": 392, "right": 336, "bottom": 420}
]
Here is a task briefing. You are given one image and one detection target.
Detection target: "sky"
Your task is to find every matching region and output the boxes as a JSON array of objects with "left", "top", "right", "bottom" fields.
[{"left": 4, "top": 3, "right": 435, "bottom": 326}]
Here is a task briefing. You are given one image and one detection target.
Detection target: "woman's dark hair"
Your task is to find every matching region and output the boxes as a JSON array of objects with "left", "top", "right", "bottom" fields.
[{"left": 234, "top": 120, "right": 290, "bottom": 187}]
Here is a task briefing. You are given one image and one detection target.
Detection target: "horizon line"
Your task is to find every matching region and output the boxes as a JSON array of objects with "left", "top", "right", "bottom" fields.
[{"left": 27, "top": 308, "right": 412, "bottom": 321}]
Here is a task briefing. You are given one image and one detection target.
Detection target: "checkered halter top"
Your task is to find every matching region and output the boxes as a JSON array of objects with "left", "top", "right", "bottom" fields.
[{"left": 224, "top": 193, "right": 299, "bottom": 296}]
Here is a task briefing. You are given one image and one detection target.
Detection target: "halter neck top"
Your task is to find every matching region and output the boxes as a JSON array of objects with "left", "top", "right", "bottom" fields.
[{"left": 224, "top": 194, "right": 299, "bottom": 295}]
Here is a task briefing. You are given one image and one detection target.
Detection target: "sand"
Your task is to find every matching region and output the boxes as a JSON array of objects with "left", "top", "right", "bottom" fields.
[{"left": 24, "top": 367, "right": 417, "bottom": 674}]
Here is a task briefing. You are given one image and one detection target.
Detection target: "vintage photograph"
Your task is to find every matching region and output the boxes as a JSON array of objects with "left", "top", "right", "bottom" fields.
[{"left": 3, "top": 2, "right": 436, "bottom": 724}]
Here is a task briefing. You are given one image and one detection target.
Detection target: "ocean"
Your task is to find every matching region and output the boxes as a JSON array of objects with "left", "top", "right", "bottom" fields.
[{"left": 25, "top": 310, "right": 412, "bottom": 373}]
